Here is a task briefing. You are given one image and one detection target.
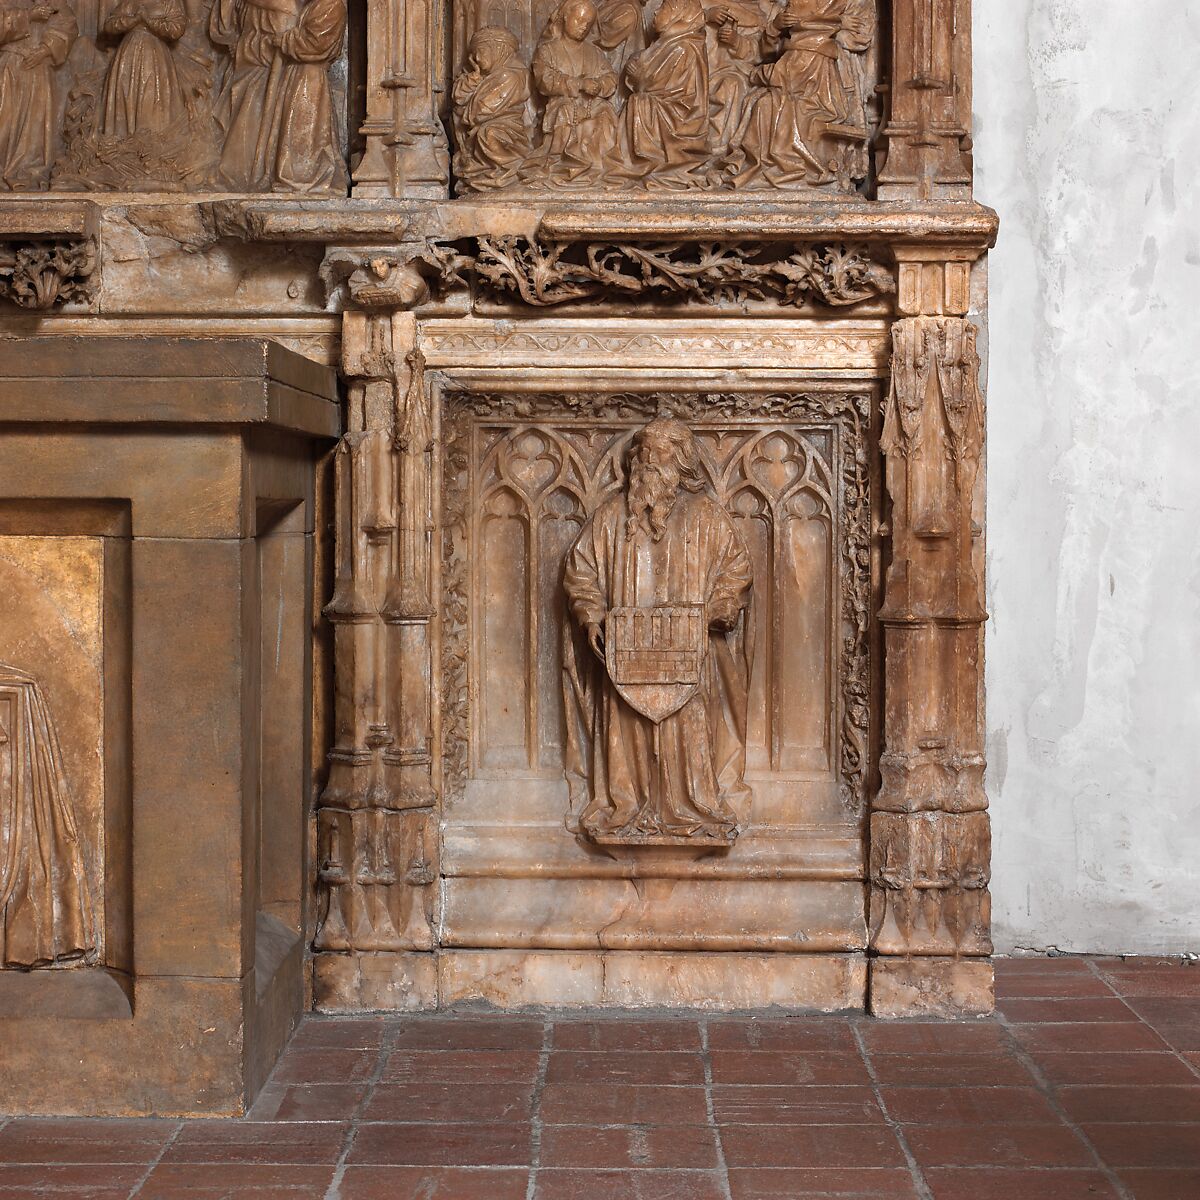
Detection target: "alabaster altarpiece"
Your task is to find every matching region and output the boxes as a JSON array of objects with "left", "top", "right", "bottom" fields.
[{"left": 0, "top": 0, "right": 995, "bottom": 1115}]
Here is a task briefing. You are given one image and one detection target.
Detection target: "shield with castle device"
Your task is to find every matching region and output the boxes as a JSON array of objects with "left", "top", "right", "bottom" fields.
[{"left": 604, "top": 605, "right": 706, "bottom": 723}]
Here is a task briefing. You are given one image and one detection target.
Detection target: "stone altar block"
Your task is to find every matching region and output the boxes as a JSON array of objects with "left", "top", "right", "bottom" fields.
[{"left": 0, "top": 339, "right": 339, "bottom": 1116}]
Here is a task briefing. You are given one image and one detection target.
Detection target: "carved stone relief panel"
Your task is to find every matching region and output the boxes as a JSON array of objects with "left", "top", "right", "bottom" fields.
[
  {"left": 0, "top": 0, "right": 349, "bottom": 192},
  {"left": 450, "top": 0, "right": 882, "bottom": 193},
  {"left": 0, "top": 535, "right": 101, "bottom": 968},
  {"left": 441, "top": 390, "right": 874, "bottom": 859}
]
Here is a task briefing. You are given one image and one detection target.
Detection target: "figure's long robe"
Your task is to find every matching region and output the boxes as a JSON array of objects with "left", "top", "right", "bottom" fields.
[
  {"left": 100, "top": 0, "right": 188, "bottom": 139},
  {"left": 622, "top": 26, "right": 709, "bottom": 183},
  {"left": 210, "top": 0, "right": 346, "bottom": 191},
  {"left": 0, "top": 665, "right": 94, "bottom": 968},
  {"left": 452, "top": 63, "right": 529, "bottom": 190},
  {"left": 0, "top": 1, "right": 76, "bottom": 189},
  {"left": 524, "top": 33, "right": 617, "bottom": 184},
  {"left": 734, "top": 0, "right": 868, "bottom": 187},
  {"left": 562, "top": 490, "right": 754, "bottom": 838}
]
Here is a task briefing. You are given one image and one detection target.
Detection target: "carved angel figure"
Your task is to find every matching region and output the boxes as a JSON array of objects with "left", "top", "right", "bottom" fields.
[
  {"left": 733, "top": 0, "right": 873, "bottom": 189},
  {"left": 99, "top": 0, "right": 188, "bottom": 139},
  {"left": 209, "top": 0, "right": 347, "bottom": 192},
  {"left": 0, "top": 664, "right": 95, "bottom": 968},
  {"left": 522, "top": 0, "right": 618, "bottom": 186},
  {"left": 0, "top": 0, "right": 76, "bottom": 189},
  {"left": 620, "top": 0, "right": 710, "bottom": 187},
  {"left": 562, "top": 418, "right": 754, "bottom": 842},
  {"left": 452, "top": 26, "right": 530, "bottom": 192}
]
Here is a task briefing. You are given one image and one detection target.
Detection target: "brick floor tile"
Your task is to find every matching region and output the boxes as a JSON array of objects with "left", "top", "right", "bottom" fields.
[
  {"left": 539, "top": 1085, "right": 710, "bottom": 1126},
  {"left": 1081, "top": 1123, "right": 1200, "bottom": 1168},
  {"left": 544, "top": 1051, "right": 704, "bottom": 1086},
  {"left": 857, "top": 1022, "right": 1008, "bottom": 1055},
  {"left": 1032, "top": 1052, "right": 1197, "bottom": 1087},
  {"left": 709, "top": 1050, "right": 871, "bottom": 1086},
  {"left": 271, "top": 1048, "right": 380, "bottom": 1086},
  {"left": 1117, "top": 1168, "right": 1200, "bottom": 1198},
  {"left": 1124, "top": 997, "right": 1200, "bottom": 1024},
  {"left": 995, "top": 958, "right": 1097, "bottom": 975},
  {"left": 923, "top": 1168, "right": 1120, "bottom": 1199},
  {"left": 720, "top": 1124, "right": 906, "bottom": 1169},
  {"left": 711, "top": 1084, "right": 883, "bottom": 1125},
  {"left": 287, "top": 1018, "right": 388, "bottom": 1050},
  {"left": 532, "top": 1168, "right": 726, "bottom": 1199},
  {"left": 1095, "top": 962, "right": 1200, "bottom": 998},
  {"left": 551, "top": 1019, "right": 701, "bottom": 1051},
  {"left": 247, "top": 1083, "right": 368, "bottom": 1122},
  {"left": 879, "top": 1085, "right": 1059, "bottom": 1125},
  {"left": 1057, "top": 1086, "right": 1200, "bottom": 1124},
  {"left": 391, "top": 1018, "right": 544, "bottom": 1051},
  {"left": 136, "top": 1163, "right": 335, "bottom": 1197},
  {"left": 348, "top": 1123, "right": 532, "bottom": 1167},
  {"left": 0, "top": 1163, "right": 144, "bottom": 1195},
  {"left": 1011, "top": 1022, "right": 1170, "bottom": 1053},
  {"left": 0, "top": 1119, "right": 175, "bottom": 1164},
  {"left": 382, "top": 1050, "right": 541, "bottom": 1084},
  {"left": 995, "top": 974, "right": 1116, "bottom": 1000},
  {"left": 161, "top": 1122, "right": 348, "bottom": 1165},
  {"left": 904, "top": 1125, "right": 1093, "bottom": 1169},
  {"left": 1185, "top": 1053, "right": 1200, "bottom": 1074},
  {"left": 867, "top": 1053, "right": 1033, "bottom": 1087},
  {"left": 998, "top": 998, "right": 1138, "bottom": 1024},
  {"left": 539, "top": 1125, "right": 720, "bottom": 1169},
  {"left": 727, "top": 1167, "right": 920, "bottom": 1198},
  {"left": 338, "top": 1165, "right": 530, "bottom": 1199},
  {"left": 364, "top": 1082, "right": 534, "bottom": 1124},
  {"left": 707, "top": 1019, "right": 859, "bottom": 1052}
]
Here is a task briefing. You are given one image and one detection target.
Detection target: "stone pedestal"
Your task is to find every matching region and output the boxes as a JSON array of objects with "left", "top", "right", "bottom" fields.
[{"left": 0, "top": 339, "right": 339, "bottom": 1116}]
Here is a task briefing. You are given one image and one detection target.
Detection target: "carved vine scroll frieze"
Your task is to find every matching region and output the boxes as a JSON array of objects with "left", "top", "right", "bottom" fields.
[
  {"left": 441, "top": 390, "right": 874, "bottom": 827},
  {"left": 339, "top": 238, "right": 896, "bottom": 312},
  {"left": 0, "top": 237, "right": 97, "bottom": 308}
]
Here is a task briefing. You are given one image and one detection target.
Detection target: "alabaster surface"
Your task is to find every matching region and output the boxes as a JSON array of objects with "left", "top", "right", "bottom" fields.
[{"left": 0, "top": 0, "right": 993, "bottom": 1115}]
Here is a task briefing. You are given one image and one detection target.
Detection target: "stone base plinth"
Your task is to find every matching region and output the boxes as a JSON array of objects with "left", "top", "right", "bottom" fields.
[
  {"left": 868, "top": 956, "right": 995, "bottom": 1018},
  {"left": 315, "top": 950, "right": 868, "bottom": 1012}
]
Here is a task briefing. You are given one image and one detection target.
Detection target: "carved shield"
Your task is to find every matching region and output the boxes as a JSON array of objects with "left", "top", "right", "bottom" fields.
[{"left": 605, "top": 605, "right": 705, "bottom": 724}]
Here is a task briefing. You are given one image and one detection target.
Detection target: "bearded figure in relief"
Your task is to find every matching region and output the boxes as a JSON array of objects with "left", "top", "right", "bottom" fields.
[{"left": 561, "top": 418, "right": 754, "bottom": 844}]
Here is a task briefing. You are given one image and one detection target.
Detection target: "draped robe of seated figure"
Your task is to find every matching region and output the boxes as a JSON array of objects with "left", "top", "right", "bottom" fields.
[
  {"left": 452, "top": 26, "right": 530, "bottom": 191},
  {"left": 0, "top": 0, "right": 76, "bottom": 189},
  {"left": 99, "top": 0, "right": 188, "bottom": 139},
  {"left": 562, "top": 419, "right": 754, "bottom": 841},
  {"left": 523, "top": 0, "right": 618, "bottom": 186},
  {"left": 0, "top": 664, "right": 94, "bottom": 968},
  {"left": 702, "top": 0, "right": 770, "bottom": 163},
  {"left": 209, "top": 0, "right": 347, "bottom": 191},
  {"left": 621, "top": 0, "right": 709, "bottom": 186},
  {"left": 734, "top": 0, "right": 872, "bottom": 188}
]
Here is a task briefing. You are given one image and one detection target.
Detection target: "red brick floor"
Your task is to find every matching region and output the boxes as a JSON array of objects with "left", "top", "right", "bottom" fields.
[{"left": 2, "top": 957, "right": 1198, "bottom": 1198}]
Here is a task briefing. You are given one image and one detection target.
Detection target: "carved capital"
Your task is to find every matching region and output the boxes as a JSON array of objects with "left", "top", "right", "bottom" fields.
[{"left": 0, "top": 238, "right": 97, "bottom": 310}]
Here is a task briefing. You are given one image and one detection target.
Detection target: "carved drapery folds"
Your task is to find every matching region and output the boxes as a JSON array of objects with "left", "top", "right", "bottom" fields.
[
  {"left": 451, "top": 0, "right": 880, "bottom": 194},
  {"left": 0, "top": 0, "right": 349, "bottom": 193},
  {"left": 872, "top": 315, "right": 989, "bottom": 972},
  {"left": 316, "top": 313, "right": 437, "bottom": 960}
]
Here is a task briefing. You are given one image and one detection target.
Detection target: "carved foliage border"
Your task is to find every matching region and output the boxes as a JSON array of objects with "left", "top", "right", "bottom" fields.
[{"left": 440, "top": 390, "right": 873, "bottom": 815}]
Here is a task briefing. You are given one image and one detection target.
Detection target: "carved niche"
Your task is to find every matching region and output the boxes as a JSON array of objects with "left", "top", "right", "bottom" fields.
[
  {"left": 451, "top": 0, "right": 882, "bottom": 193},
  {"left": 442, "top": 391, "right": 875, "bottom": 852},
  {"left": 0, "top": 0, "right": 349, "bottom": 192}
]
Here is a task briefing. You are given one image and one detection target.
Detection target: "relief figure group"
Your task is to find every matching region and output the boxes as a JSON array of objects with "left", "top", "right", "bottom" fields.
[
  {"left": 454, "top": 0, "right": 876, "bottom": 192},
  {"left": 0, "top": 0, "right": 346, "bottom": 191}
]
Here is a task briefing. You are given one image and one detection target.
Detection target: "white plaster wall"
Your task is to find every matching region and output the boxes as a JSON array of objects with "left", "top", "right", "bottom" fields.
[{"left": 974, "top": 2, "right": 1200, "bottom": 953}]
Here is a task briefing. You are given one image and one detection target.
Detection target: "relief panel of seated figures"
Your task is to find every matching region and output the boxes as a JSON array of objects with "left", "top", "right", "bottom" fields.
[
  {"left": 452, "top": 0, "right": 878, "bottom": 193},
  {"left": 0, "top": 0, "right": 348, "bottom": 191}
]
